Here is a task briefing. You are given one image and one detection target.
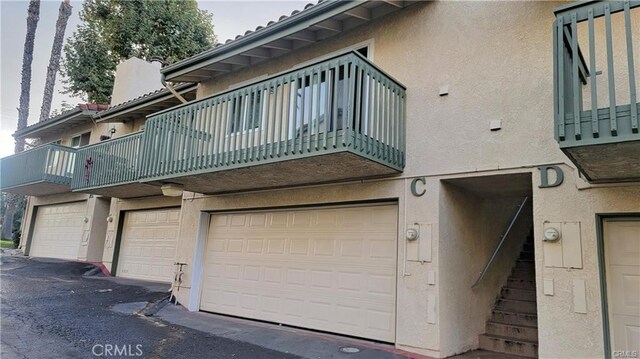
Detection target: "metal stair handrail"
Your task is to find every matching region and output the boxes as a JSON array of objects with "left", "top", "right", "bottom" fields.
[{"left": 472, "top": 196, "right": 529, "bottom": 288}]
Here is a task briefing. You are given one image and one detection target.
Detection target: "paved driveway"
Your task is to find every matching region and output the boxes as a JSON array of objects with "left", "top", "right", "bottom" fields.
[{"left": 0, "top": 253, "right": 300, "bottom": 359}]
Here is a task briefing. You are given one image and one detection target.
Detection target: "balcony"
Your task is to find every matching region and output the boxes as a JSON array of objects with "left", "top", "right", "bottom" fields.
[
  {"left": 71, "top": 132, "right": 161, "bottom": 198},
  {"left": 0, "top": 144, "right": 76, "bottom": 196},
  {"left": 138, "top": 51, "right": 406, "bottom": 194},
  {"left": 554, "top": 1, "right": 640, "bottom": 183}
]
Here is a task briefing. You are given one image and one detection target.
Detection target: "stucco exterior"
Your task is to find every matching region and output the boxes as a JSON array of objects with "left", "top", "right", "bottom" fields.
[
  {"left": 7, "top": 1, "right": 639, "bottom": 358},
  {"left": 157, "top": 2, "right": 639, "bottom": 358}
]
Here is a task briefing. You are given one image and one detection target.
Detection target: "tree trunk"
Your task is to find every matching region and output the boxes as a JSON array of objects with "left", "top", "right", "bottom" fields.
[
  {"left": 2, "top": 0, "right": 41, "bottom": 240},
  {"left": 38, "top": 0, "right": 72, "bottom": 122}
]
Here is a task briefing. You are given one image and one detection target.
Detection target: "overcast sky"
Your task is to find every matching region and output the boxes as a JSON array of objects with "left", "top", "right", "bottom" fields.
[{"left": 0, "top": 0, "right": 309, "bottom": 157}]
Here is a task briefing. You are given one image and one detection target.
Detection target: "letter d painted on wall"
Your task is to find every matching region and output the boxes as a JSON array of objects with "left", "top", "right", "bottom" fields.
[{"left": 538, "top": 165, "right": 564, "bottom": 188}]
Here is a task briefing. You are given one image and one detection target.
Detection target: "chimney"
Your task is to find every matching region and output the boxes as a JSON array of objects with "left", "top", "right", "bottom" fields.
[{"left": 110, "top": 57, "right": 164, "bottom": 105}]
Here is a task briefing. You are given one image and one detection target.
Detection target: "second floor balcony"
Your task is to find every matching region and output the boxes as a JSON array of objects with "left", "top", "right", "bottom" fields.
[
  {"left": 137, "top": 51, "right": 406, "bottom": 194},
  {"left": 70, "top": 132, "right": 162, "bottom": 198},
  {"left": 554, "top": 1, "right": 640, "bottom": 183},
  {"left": 0, "top": 144, "right": 76, "bottom": 196}
]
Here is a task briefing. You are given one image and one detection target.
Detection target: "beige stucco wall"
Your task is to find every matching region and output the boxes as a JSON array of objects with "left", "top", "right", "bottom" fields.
[
  {"left": 438, "top": 182, "right": 533, "bottom": 356},
  {"left": 38, "top": 121, "right": 130, "bottom": 147},
  {"left": 533, "top": 165, "right": 640, "bottom": 359},
  {"left": 15, "top": 1, "right": 638, "bottom": 358},
  {"left": 174, "top": 1, "right": 640, "bottom": 358}
]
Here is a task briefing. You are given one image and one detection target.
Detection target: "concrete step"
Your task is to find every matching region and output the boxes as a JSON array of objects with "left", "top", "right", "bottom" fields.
[
  {"left": 495, "top": 299, "right": 537, "bottom": 314},
  {"left": 491, "top": 310, "right": 538, "bottom": 327},
  {"left": 514, "top": 259, "right": 535, "bottom": 270},
  {"left": 507, "top": 278, "right": 536, "bottom": 290},
  {"left": 522, "top": 243, "right": 534, "bottom": 252},
  {"left": 486, "top": 321, "right": 538, "bottom": 342},
  {"left": 510, "top": 269, "right": 536, "bottom": 280},
  {"left": 519, "top": 251, "right": 534, "bottom": 260},
  {"left": 501, "top": 288, "right": 537, "bottom": 302},
  {"left": 479, "top": 334, "right": 538, "bottom": 358}
]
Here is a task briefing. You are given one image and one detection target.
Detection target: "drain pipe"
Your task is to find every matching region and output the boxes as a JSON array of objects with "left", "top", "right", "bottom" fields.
[
  {"left": 161, "top": 74, "right": 188, "bottom": 105},
  {"left": 151, "top": 56, "right": 189, "bottom": 105}
]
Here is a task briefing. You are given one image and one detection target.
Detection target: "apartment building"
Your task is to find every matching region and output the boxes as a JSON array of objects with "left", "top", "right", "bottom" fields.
[{"left": 1, "top": 1, "right": 638, "bottom": 358}]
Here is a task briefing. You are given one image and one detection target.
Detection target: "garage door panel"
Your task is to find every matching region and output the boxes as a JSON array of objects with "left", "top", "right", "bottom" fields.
[
  {"left": 605, "top": 220, "right": 640, "bottom": 353},
  {"left": 202, "top": 282, "right": 395, "bottom": 336},
  {"left": 117, "top": 208, "right": 180, "bottom": 282},
  {"left": 30, "top": 201, "right": 87, "bottom": 260},
  {"left": 201, "top": 204, "right": 398, "bottom": 342}
]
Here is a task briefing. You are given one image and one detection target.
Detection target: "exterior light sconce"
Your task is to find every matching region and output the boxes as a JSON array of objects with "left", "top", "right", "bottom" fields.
[
  {"left": 83, "top": 217, "right": 89, "bottom": 223},
  {"left": 106, "top": 215, "right": 114, "bottom": 223},
  {"left": 161, "top": 184, "right": 184, "bottom": 197}
]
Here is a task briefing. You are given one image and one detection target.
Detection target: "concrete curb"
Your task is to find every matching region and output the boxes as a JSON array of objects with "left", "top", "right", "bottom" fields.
[{"left": 85, "top": 261, "right": 111, "bottom": 276}]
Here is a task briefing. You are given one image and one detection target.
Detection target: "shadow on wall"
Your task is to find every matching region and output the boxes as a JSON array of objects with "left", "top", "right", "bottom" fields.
[{"left": 438, "top": 172, "right": 533, "bottom": 357}]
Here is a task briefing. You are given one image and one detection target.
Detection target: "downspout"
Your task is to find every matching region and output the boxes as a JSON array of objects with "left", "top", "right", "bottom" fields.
[{"left": 161, "top": 74, "right": 188, "bottom": 104}]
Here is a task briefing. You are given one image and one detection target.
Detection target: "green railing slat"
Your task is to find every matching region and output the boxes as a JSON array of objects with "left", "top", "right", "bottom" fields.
[
  {"left": 588, "top": 9, "right": 599, "bottom": 137},
  {"left": 605, "top": 3, "right": 618, "bottom": 136},
  {"left": 624, "top": 0, "right": 638, "bottom": 132},
  {"left": 571, "top": 13, "right": 582, "bottom": 140}
]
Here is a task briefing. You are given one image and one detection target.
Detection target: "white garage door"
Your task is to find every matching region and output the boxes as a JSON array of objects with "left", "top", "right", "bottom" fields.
[
  {"left": 604, "top": 219, "right": 640, "bottom": 353},
  {"left": 116, "top": 208, "right": 180, "bottom": 282},
  {"left": 200, "top": 204, "right": 398, "bottom": 342},
  {"left": 30, "top": 201, "right": 87, "bottom": 260}
]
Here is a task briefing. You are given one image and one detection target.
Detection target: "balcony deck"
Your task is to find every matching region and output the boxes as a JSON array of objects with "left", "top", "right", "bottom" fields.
[
  {"left": 70, "top": 132, "right": 161, "bottom": 198},
  {"left": 139, "top": 51, "right": 406, "bottom": 194},
  {"left": 554, "top": 1, "right": 640, "bottom": 183},
  {"left": 0, "top": 144, "right": 76, "bottom": 196}
]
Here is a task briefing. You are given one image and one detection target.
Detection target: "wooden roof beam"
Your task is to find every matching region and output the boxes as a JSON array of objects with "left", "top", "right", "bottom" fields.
[
  {"left": 286, "top": 29, "right": 317, "bottom": 42},
  {"left": 344, "top": 7, "right": 371, "bottom": 21},
  {"left": 312, "top": 19, "right": 342, "bottom": 32},
  {"left": 262, "top": 39, "right": 293, "bottom": 51},
  {"left": 381, "top": 0, "right": 404, "bottom": 8}
]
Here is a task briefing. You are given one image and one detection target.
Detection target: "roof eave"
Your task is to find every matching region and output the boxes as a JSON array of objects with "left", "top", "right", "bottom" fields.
[
  {"left": 13, "top": 109, "right": 97, "bottom": 139},
  {"left": 94, "top": 84, "right": 198, "bottom": 123},
  {"left": 161, "top": 0, "right": 366, "bottom": 81}
]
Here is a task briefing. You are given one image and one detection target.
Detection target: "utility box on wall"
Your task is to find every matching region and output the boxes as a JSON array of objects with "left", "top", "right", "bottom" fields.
[
  {"left": 406, "top": 223, "right": 433, "bottom": 262},
  {"left": 542, "top": 221, "right": 583, "bottom": 269}
]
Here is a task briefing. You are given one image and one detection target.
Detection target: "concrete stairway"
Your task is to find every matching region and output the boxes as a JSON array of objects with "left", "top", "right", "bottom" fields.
[{"left": 478, "top": 236, "right": 538, "bottom": 358}]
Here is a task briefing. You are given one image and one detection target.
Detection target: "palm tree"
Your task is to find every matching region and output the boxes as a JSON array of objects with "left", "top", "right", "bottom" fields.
[
  {"left": 38, "top": 0, "right": 72, "bottom": 122},
  {"left": 1, "top": 0, "right": 41, "bottom": 241}
]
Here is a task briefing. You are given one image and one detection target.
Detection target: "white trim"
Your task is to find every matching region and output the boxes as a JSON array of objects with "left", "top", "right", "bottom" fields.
[
  {"left": 69, "top": 130, "right": 92, "bottom": 148},
  {"left": 188, "top": 211, "right": 210, "bottom": 311}
]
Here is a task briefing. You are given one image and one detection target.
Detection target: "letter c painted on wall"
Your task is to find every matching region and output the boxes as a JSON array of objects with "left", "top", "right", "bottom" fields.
[{"left": 411, "top": 177, "right": 427, "bottom": 197}]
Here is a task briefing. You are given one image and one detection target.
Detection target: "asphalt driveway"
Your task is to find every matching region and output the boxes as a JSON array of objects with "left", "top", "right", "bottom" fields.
[{"left": 0, "top": 253, "right": 301, "bottom": 359}]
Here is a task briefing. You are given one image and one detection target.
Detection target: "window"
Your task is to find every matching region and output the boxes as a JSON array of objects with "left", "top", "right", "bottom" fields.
[
  {"left": 291, "top": 45, "right": 370, "bottom": 139},
  {"left": 229, "top": 91, "right": 262, "bottom": 134},
  {"left": 70, "top": 132, "right": 91, "bottom": 148}
]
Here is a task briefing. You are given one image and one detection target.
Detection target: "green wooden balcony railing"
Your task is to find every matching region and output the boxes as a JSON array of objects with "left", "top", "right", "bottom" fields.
[
  {"left": 0, "top": 144, "right": 76, "bottom": 194},
  {"left": 70, "top": 131, "right": 143, "bottom": 191},
  {"left": 554, "top": 1, "right": 639, "bottom": 146},
  {"left": 139, "top": 51, "right": 406, "bottom": 184}
]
